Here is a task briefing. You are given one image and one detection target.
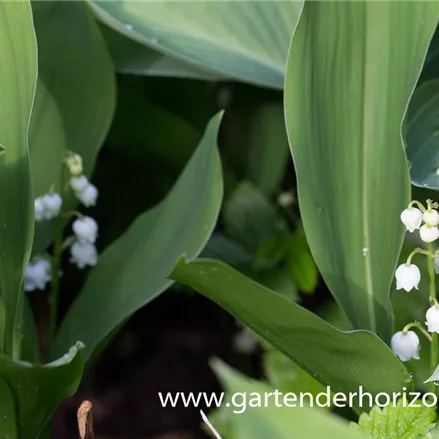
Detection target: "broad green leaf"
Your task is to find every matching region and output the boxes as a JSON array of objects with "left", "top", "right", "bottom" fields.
[
  {"left": 209, "top": 360, "right": 367, "bottom": 439},
  {"left": 0, "top": 378, "right": 17, "bottom": 439},
  {"left": 263, "top": 343, "right": 324, "bottom": 396},
  {"left": 89, "top": 1, "right": 304, "bottom": 89},
  {"left": 351, "top": 399, "right": 436, "bottom": 439},
  {"left": 0, "top": 0, "right": 38, "bottom": 358},
  {"left": 30, "top": 1, "right": 116, "bottom": 254},
  {"left": 284, "top": 1, "right": 439, "bottom": 341},
  {"left": 52, "top": 113, "right": 224, "bottom": 362},
  {"left": 0, "top": 342, "right": 84, "bottom": 439},
  {"left": 407, "top": 79, "right": 439, "bottom": 189},
  {"left": 170, "top": 258, "right": 411, "bottom": 412},
  {"left": 100, "top": 24, "right": 220, "bottom": 80}
]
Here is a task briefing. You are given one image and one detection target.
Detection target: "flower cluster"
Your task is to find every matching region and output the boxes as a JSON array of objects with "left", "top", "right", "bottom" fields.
[
  {"left": 27, "top": 152, "right": 100, "bottom": 292},
  {"left": 391, "top": 199, "right": 439, "bottom": 363}
]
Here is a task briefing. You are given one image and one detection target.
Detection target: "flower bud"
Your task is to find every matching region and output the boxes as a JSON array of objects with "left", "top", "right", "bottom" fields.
[
  {"left": 395, "top": 263, "right": 421, "bottom": 292},
  {"left": 400, "top": 207, "right": 423, "bottom": 232},
  {"left": 426, "top": 306, "right": 439, "bottom": 334},
  {"left": 420, "top": 225, "right": 439, "bottom": 243},
  {"left": 41, "top": 193, "right": 62, "bottom": 220},
  {"left": 75, "top": 183, "right": 98, "bottom": 208},
  {"left": 70, "top": 241, "right": 98, "bottom": 269},
  {"left": 423, "top": 209, "right": 439, "bottom": 227},
  {"left": 70, "top": 175, "right": 89, "bottom": 193},
  {"left": 391, "top": 331, "right": 420, "bottom": 362},
  {"left": 72, "top": 216, "right": 98, "bottom": 244},
  {"left": 34, "top": 197, "right": 45, "bottom": 221},
  {"left": 65, "top": 153, "right": 83, "bottom": 176}
]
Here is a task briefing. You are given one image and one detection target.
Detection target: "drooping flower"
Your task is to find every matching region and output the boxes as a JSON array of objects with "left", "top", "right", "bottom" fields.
[
  {"left": 34, "top": 197, "right": 45, "bottom": 222},
  {"left": 24, "top": 259, "right": 52, "bottom": 292},
  {"left": 391, "top": 331, "right": 420, "bottom": 362},
  {"left": 72, "top": 216, "right": 98, "bottom": 244},
  {"left": 423, "top": 208, "right": 439, "bottom": 227},
  {"left": 75, "top": 183, "right": 98, "bottom": 208},
  {"left": 65, "top": 153, "right": 83, "bottom": 176},
  {"left": 70, "top": 175, "right": 89, "bottom": 193},
  {"left": 70, "top": 241, "right": 98, "bottom": 269},
  {"left": 41, "top": 193, "right": 62, "bottom": 220},
  {"left": 426, "top": 306, "right": 439, "bottom": 334},
  {"left": 400, "top": 208, "right": 423, "bottom": 233},
  {"left": 395, "top": 263, "right": 421, "bottom": 292},
  {"left": 420, "top": 225, "right": 439, "bottom": 243}
]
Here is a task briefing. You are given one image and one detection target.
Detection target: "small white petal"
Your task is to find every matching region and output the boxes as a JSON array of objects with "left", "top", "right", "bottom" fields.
[
  {"left": 400, "top": 208, "right": 423, "bottom": 232},
  {"left": 420, "top": 225, "right": 439, "bottom": 243},
  {"left": 34, "top": 197, "right": 45, "bottom": 222},
  {"left": 24, "top": 258, "right": 52, "bottom": 291},
  {"left": 75, "top": 183, "right": 98, "bottom": 207},
  {"left": 70, "top": 241, "right": 98, "bottom": 269},
  {"left": 72, "top": 216, "right": 98, "bottom": 244},
  {"left": 395, "top": 263, "right": 421, "bottom": 292},
  {"left": 423, "top": 209, "right": 439, "bottom": 227},
  {"left": 426, "top": 306, "right": 439, "bottom": 334},
  {"left": 70, "top": 175, "right": 89, "bottom": 193},
  {"left": 391, "top": 330, "right": 420, "bottom": 362},
  {"left": 41, "top": 193, "right": 62, "bottom": 219}
]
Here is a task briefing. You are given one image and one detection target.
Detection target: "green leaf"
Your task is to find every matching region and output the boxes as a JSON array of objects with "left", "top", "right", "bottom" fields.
[
  {"left": 284, "top": 1, "right": 439, "bottom": 341},
  {"left": 0, "top": 342, "right": 84, "bottom": 439},
  {"left": 0, "top": 0, "right": 38, "bottom": 358},
  {"left": 0, "top": 378, "right": 17, "bottom": 439},
  {"left": 170, "top": 258, "right": 411, "bottom": 412},
  {"left": 210, "top": 359, "right": 367, "bottom": 439},
  {"left": 406, "top": 79, "right": 439, "bottom": 189},
  {"left": 351, "top": 399, "right": 436, "bottom": 439},
  {"left": 100, "top": 24, "right": 220, "bottom": 80},
  {"left": 263, "top": 343, "right": 324, "bottom": 396},
  {"left": 89, "top": 1, "right": 303, "bottom": 89},
  {"left": 30, "top": 1, "right": 116, "bottom": 254},
  {"left": 52, "top": 113, "right": 224, "bottom": 362}
]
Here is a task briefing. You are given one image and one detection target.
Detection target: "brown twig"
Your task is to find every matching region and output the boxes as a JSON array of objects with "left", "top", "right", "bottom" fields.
[{"left": 77, "top": 400, "right": 95, "bottom": 439}]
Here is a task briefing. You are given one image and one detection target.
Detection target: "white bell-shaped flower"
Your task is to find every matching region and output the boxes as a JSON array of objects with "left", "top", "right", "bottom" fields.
[
  {"left": 395, "top": 263, "right": 421, "bottom": 292},
  {"left": 423, "top": 209, "right": 439, "bottom": 227},
  {"left": 400, "top": 208, "right": 423, "bottom": 232},
  {"left": 70, "top": 241, "right": 98, "bottom": 269},
  {"left": 420, "top": 225, "right": 439, "bottom": 243},
  {"left": 65, "top": 153, "right": 83, "bottom": 176},
  {"left": 391, "top": 330, "right": 420, "bottom": 362},
  {"left": 41, "top": 193, "right": 62, "bottom": 220},
  {"left": 426, "top": 306, "right": 439, "bottom": 334},
  {"left": 34, "top": 197, "right": 45, "bottom": 222},
  {"left": 24, "top": 259, "right": 52, "bottom": 292},
  {"left": 70, "top": 175, "right": 89, "bottom": 193},
  {"left": 75, "top": 183, "right": 98, "bottom": 207},
  {"left": 72, "top": 216, "right": 98, "bottom": 244}
]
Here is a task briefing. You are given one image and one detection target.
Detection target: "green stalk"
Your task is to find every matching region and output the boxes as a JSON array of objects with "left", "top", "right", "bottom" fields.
[
  {"left": 428, "top": 242, "right": 438, "bottom": 395},
  {"left": 48, "top": 165, "right": 66, "bottom": 347}
]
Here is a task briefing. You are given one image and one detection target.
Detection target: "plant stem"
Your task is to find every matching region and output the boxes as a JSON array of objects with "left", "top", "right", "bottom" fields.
[
  {"left": 48, "top": 165, "right": 65, "bottom": 347},
  {"left": 428, "top": 242, "right": 438, "bottom": 395}
]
